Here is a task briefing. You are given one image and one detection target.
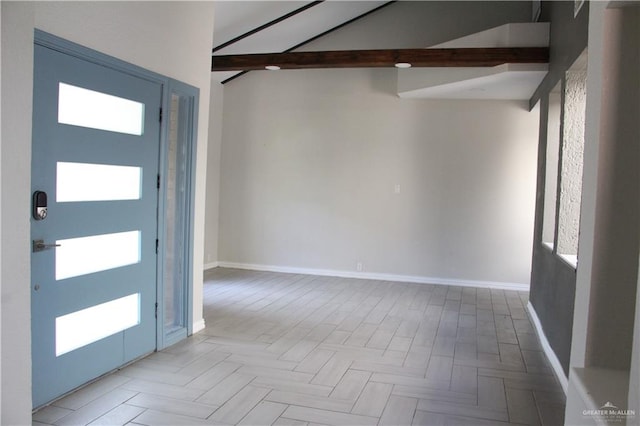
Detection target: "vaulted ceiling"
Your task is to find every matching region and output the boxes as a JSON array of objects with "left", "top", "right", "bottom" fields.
[
  {"left": 212, "top": 1, "right": 393, "bottom": 83},
  {"left": 211, "top": 1, "right": 550, "bottom": 100}
]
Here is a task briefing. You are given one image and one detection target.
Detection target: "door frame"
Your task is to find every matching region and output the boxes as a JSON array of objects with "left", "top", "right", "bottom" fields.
[
  {"left": 33, "top": 29, "right": 197, "bottom": 374},
  {"left": 156, "top": 80, "right": 199, "bottom": 349}
]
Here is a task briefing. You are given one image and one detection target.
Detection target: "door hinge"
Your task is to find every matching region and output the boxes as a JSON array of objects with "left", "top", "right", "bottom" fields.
[
  {"left": 155, "top": 238, "right": 159, "bottom": 254},
  {"left": 159, "top": 107, "right": 163, "bottom": 122},
  {"left": 157, "top": 174, "right": 160, "bottom": 189},
  {"left": 155, "top": 302, "right": 158, "bottom": 319}
]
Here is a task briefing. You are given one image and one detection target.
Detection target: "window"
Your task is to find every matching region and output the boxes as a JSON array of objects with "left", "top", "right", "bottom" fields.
[
  {"left": 56, "top": 294, "right": 140, "bottom": 356},
  {"left": 542, "top": 51, "right": 587, "bottom": 268},
  {"left": 56, "top": 231, "right": 141, "bottom": 280},
  {"left": 58, "top": 83, "right": 145, "bottom": 135},
  {"left": 557, "top": 62, "right": 587, "bottom": 266},
  {"left": 56, "top": 162, "right": 142, "bottom": 202},
  {"left": 542, "top": 82, "right": 562, "bottom": 249}
]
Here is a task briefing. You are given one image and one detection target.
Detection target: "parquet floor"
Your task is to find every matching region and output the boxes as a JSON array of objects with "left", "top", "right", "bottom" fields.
[{"left": 33, "top": 268, "right": 566, "bottom": 426}]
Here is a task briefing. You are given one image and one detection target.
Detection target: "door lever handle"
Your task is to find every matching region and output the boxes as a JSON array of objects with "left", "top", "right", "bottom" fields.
[{"left": 33, "top": 239, "right": 61, "bottom": 253}]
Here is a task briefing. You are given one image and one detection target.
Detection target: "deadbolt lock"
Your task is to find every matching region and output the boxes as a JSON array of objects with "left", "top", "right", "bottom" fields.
[{"left": 32, "top": 191, "right": 48, "bottom": 221}]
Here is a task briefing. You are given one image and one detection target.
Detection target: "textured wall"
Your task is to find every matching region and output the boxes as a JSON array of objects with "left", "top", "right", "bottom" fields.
[{"left": 557, "top": 70, "right": 587, "bottom": 256}]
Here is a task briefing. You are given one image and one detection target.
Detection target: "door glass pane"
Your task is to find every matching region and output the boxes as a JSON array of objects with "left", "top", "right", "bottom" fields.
[
  {"left": 58, "top": 82, "right": 145, "bottom": 135},
  {"left": 57, "top": 162, "right": 142, "bottom": 202},
  {"left": 56, "top": 293, "right": 140, "bottom": 356},
  {"left": 164, "top": 94, "right": 188, "bottom": 332},
  {"left": 56, "top": 231, "right": 141, "bottom": 280}
]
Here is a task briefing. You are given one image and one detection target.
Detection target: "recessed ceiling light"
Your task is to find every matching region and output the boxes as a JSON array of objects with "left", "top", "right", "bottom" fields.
[
  {"left": 395, "top": 62, "right": 412, "bottom": 69},
  {"left": 265, "top": 65, "right": 281, "bottom": 71}
]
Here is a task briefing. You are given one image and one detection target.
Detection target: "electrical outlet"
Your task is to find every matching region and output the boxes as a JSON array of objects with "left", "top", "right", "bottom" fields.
[
  {"left": 394, "top": 184, "right": 401, "bottom": 194},
  {"left": 356, "top": 262, "right": 363, "bottom": 272}
]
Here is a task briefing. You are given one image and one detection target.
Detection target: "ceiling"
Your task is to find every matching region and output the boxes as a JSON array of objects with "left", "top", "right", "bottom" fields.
[
  {"left": 397, "top": 23, "right": 549, "bottom": 100},
  {"left": 211, "top": 1, "right": 550, "bottom": 100},
  {"left": 212, "top": 1, "right": 391, "bottom": 83}
]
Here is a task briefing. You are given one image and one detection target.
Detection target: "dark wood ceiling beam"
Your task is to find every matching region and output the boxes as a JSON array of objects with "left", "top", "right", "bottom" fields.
[
  {"left": 212, "top": 47, "right": 549, "bottom": 71},
  {"left": 219, "top": 1, "right": 397, "bottom": 84}
]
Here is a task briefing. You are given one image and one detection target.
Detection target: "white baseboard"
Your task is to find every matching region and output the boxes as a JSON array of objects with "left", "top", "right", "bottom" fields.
[
  {"left": 192, "top": 318, "right": 206, "bottom": 334},
  {"left": 216, "top": 261, "right": 529, "bottom": 292},
  {"left": 527, "top": 301, "right": 568, "bottom": 394},
  {"left": 203, "top": 261, "right": 219, "bottom": 271}
]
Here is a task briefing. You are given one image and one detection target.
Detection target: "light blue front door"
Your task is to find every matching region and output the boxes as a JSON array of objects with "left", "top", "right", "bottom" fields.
[{"left": 31, "top": 43, "right": 162, "bottom": 408}]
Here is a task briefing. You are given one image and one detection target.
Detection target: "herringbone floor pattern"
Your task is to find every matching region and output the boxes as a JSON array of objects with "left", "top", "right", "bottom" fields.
[{"left": 33, "top": 268, "right": 566, "bottom": 425}]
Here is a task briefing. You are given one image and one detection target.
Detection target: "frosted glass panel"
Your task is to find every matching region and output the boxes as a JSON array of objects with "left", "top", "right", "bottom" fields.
[
  {"left": 164, "top": 93, "right": 188, "bottom": 332},
  {"left": 57, "top": 162, "right": 142, "bottom": 202},
  {"left": 56, "top": 231, "right": 141, "bottom": 280},
  {"left": 58, "top": 83, "right": 145, "bottom": 135},
  {"left": 56, "top": 293, "right": 140, "bottom": 356}
]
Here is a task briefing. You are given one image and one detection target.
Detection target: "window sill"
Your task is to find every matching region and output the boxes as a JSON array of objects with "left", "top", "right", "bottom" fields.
[
  {"left": 558, "top": 253, "right": 578, "bottom": 269},
  {"left": 569, "top": 367, "right": 631, "bottom": 424}
]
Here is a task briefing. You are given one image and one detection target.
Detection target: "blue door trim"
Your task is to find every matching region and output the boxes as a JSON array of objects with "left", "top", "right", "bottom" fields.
[
  {"left": 35, "top": 30, "right": 167, "bottom": 86},
  {"left": 156, "top": 80, "right": 199, "bottom": 349}
]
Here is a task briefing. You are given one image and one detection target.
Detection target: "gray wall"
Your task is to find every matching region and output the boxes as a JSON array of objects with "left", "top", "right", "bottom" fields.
[
  {"left": 528, "top": 0, "right": 589, "bottom": 375},
  {"left": 530, "top": 1, "right": 589, "bottom": 107},
  {"left": 218, "top": 67, "right": 539, "bottom": 286}
]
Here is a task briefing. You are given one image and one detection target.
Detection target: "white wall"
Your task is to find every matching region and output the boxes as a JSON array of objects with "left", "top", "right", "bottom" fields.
[
  {"left": 0, "top": 1, "right": 3, "bottom": 411},
  {"left": 204, "top": 80, "right": 224, "bottom": 269},
  {"left": 569, "top": 1, "right": 606, "bottom": 373},
  {"left": 205, "top": 1, "right": 535, "bottom": 281},
  {"left": 218, "top": 68, "right": 538, "bottom": 286},
  {"left": 0, "top": 2, "right": 215, "bottom": 422},
  {"left": 566, "top": 3, "right": 640, "bottom": 423},
  {"left": 1, "top": 3, "right": 36, "bottom": 422},
  {"left": 0, "top": 3, "right": 2, "bottom": 413}
]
